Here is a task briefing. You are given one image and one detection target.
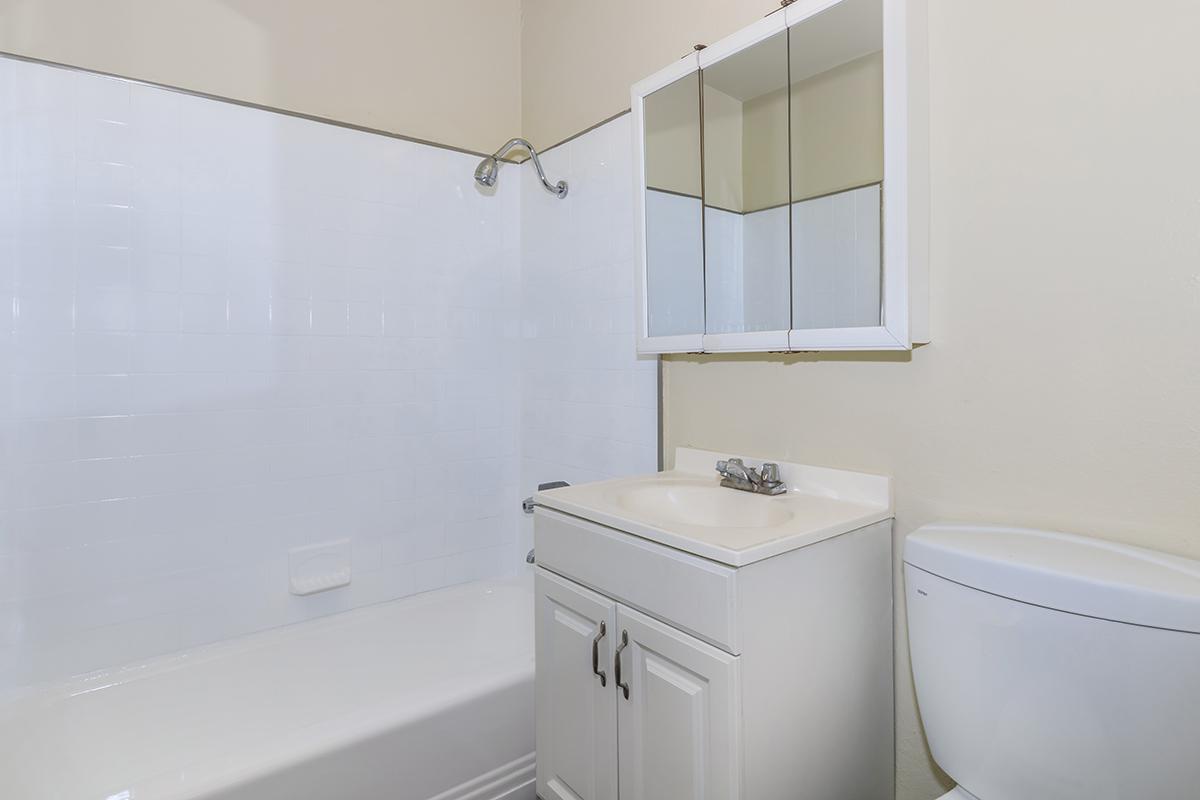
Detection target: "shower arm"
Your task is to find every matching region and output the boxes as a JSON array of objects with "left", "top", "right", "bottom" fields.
[{"left": 492, "top": 138, "right": 568, "bottom": 198}]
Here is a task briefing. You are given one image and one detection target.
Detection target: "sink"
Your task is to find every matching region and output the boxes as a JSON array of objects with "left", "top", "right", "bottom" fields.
[
  {"left": 611, "top": 479, "right": 793, "bottom": 529},
  {"left": 535, "top": 447, "right": 892, "bottom": 566}
]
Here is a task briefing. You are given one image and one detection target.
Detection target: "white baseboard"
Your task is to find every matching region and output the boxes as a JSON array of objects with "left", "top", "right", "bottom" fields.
[{"left": 430, "top": 753, "right": 535, "bottom": 800}]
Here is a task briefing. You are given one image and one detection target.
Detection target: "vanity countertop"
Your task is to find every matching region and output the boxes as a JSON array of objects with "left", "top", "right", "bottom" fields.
[{"left": 535, "top": 448, "right": 892, "bottom": 567}]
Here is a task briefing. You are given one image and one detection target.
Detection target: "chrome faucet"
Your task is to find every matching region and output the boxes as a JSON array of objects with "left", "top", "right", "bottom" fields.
[{"left": 716, "top": 458, "right": 787, "bottom": 496}]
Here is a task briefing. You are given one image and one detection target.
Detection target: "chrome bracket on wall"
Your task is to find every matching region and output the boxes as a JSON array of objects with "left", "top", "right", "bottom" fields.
[
  {"left": 521, "top": 481, "right": 570, "bottom": 514},
  {"left": 522, "top": 481, "right": 570, "bottom": 565}
]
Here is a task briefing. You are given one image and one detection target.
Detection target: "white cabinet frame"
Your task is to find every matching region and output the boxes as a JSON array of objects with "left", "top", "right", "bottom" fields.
[
  {"left": 632, "top": 54, "right": 705, "bottom": 355},
  {"left": 632, "top": 0, "right": 929, "bottom": 354}
]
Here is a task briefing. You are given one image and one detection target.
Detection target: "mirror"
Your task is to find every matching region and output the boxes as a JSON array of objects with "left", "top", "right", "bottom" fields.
[
  {"left": 789, "top": 0, "right": 885, "bottom": 329},
  {"left": 701, "top": 30, "right": 792, "bottom": 335},
  {"left": 643, "top": 73, "right": 704, "bottom": 338}
]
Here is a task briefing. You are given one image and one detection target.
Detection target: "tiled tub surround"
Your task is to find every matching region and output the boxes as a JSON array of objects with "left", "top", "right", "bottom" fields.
[
  {"left": 0, "top": 56, "right": 529, "bottom": 688},
  {"left": 650, "top": 183, "right": 883, "bottom": 335},
  {"left": 518, "top": 114, "right": 660, "bottom": 557}
]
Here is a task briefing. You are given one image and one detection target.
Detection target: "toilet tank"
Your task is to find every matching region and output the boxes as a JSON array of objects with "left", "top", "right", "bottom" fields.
[{"left": 904, "top": 524, "right": 1200, "bottom": 800}]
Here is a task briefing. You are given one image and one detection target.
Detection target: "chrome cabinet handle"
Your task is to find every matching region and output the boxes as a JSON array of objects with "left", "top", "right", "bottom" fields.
[
  {"left": 614, "top": 629, "right": 630, "bottom": 700},
  {"left": 592, "top": 621, "right": 607, "bottom": 687}
]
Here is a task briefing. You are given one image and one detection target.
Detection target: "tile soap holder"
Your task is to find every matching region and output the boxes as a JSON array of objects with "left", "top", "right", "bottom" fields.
[{"left": 289, "top": 539, "right": 352, "bottom": 596}]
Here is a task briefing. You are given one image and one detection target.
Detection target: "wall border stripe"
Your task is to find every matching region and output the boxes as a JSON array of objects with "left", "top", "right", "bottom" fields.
[
  {"left": 0, "top": 49, "right": 519, "bottom": 163},
  {"left": 1, "top": 50, "right": 637, "bottom": 169},
  {"left": 527, "top": 109, "right": 632, "bottom": 159}
]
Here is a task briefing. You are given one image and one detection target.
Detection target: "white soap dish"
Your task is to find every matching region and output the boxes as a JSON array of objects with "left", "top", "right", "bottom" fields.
[{"left": 289, "top": 539, "right": 352, "bottom": 596}]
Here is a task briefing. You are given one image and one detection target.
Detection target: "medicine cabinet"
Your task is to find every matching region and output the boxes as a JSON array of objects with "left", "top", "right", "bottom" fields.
[{"left": 632, "top": 0, "right": 929, "bottom": 353}]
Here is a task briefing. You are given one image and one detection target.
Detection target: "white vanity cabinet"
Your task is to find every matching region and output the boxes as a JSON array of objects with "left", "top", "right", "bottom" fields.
[
  {"left": 633, "top": 0, "right": 929, "bottom": 353},
  {"left": 614, "top": 604, "right": 740, "bottom": 800},
  {"left": 536, "top": 568, "right": 739, "bottom": 800},
  {"left": 536, "top": 570, "right": 619, "bottom": 800},
  {"left": 532, "top": 448, "right": 896, "bottom": 800}
]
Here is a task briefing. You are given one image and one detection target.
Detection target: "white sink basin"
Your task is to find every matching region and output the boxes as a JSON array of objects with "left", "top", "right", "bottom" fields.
[
  {"left": 535, "top": 448, "right": 893, "bottom": 566},
  {"left": 613, "top": 479, "right": 793, "bottom": 529}
]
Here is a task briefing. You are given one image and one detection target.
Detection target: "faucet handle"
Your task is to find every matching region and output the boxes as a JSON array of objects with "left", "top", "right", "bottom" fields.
[
  {"left": 716, "top": 458, "right": 742, "bottom": 476},
  {"left": 760, "top": 463, "right": 781, "bottom": 484}
]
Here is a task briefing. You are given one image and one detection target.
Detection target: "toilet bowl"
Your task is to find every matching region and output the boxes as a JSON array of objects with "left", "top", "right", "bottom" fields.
[{"left": 905, "top": 524, "right": 1200, "bottom": 800}]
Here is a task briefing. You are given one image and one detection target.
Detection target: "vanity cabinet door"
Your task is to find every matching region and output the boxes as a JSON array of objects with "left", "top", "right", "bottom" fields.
[
  {"left": 535, "top": 568, "right": 619, "bottom": 800},
  {"left": 616, "top": 604, "right": 742, "bottom": 800}
]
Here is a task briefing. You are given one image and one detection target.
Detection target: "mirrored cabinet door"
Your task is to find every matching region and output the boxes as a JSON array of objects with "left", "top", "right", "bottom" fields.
[
  {"left": 789, "top": 0, "right": 885, "bottom": 332},
  {"left": 640, "top": 67, "right": 705, "bottom": 349},
  {"left": 633, "top": 0, "right": 927, "bottom": 354},
  {"left": 700, "top": 24, "right": 791, "bottom": 349}
]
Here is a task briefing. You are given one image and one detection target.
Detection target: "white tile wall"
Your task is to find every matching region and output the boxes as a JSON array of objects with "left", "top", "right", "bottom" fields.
[
  {"left": 792, "top": 183, "right": 882, "bottom": 329},
  {"left": 741, "top": 205, "right": 791, "bottom": 332},
  {"left": 644, "top": 189, "right": 704, "bottom": 337},
  {"left": 703, "top": 204, "right": 791, "bottom": 334},
  {"left": 703, "top": 206, "right": 745, "bottom": 333},
  {"left": 663, "top": 185, "right": 881, "bottom": 334},
  {"left": 518, "top": 114, "right": 659, "bottom": 557},
  {"left": 0, "top": 56, "right": 529, "bottom": 688}
]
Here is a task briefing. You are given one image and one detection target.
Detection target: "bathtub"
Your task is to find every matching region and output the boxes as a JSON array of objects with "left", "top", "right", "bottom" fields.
[{"left": 0, "top": 574, "right": 535, "bottom": 800}]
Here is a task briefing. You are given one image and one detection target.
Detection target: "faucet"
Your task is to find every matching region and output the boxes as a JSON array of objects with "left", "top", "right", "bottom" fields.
[{"left": 715, "top": 458, "right": 787, "bottom": 496}]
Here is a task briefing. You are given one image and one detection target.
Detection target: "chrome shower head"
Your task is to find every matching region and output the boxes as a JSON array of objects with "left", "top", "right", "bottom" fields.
[
  {"left": 473, "top": 156, "right": 499, "bottom": 188},
  {"left": 472, "top": 138, "right": 567, "bottom": 199}
]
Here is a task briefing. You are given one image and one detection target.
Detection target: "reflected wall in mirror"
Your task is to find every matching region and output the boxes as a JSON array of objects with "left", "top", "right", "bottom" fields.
[
  {"left": 702, "top": 30, "right": 791, "bottom": 335},
  {"left": 643, "top": 73, "right": 704, "bottom": 338},
  {"left": 790, "top": 0, "right": 885, "bottom": 330}
]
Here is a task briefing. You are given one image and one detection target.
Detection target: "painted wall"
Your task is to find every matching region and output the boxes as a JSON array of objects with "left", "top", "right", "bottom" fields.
[
  {"left": 0, "top": 55, "right": 526, "bottom": 689},
  {"left": 707, "top": 51, "right": 883, "bottom": 212},
  {"left": 643, "top": 73, "right": 701, "bottom": 198},
  {"left": 664, "top": 2, "right": 1200, "bottom": 798},
  {"left": 523, "top": 0, "right": 1200, "bottom": 798},
  {"left": 790, "top": 50, "right": 883, "bottom": 200},
  {"left": 702, "top": 86, "right": 746, "bottom": 212},
  {"left": 0, "top": 0, "right": 521, "bottom": 155},
  {"left": 520, "top": 0, "right": 780, "bottom": 148}
]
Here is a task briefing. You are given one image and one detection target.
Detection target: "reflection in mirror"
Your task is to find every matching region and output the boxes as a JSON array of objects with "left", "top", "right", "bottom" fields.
[
  {"left": 644, "top": 73, "right": 704, "bottom": 338},
  {"left": 702, "top": 30, "right": 791, "bottom": 335},
  {"left": 790, "top": 0, "right": 885, "bottom": 329}
]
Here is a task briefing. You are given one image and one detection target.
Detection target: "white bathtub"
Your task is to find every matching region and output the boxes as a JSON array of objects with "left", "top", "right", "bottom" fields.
[{"left": 0, "top": 574, "right": 535, "bottom": 800}]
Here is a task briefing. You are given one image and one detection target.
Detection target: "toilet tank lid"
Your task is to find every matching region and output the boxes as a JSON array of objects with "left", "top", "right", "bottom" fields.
[{"left": 904, "top": 524, "right": 1200, "bottom": 633}]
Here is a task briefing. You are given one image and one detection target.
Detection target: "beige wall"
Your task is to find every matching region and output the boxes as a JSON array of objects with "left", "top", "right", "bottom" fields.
[
  {"left": 0, "top": 0, "right": 522, "bottom": 154},
  {"left": 524, "top": 0, "right": 1200, "bottom": 798},
  {"left": 643, "top": 44, "right": 883, "bottom": 212},
  {"left": 741, "top": 51, "right": 884, "bottom": 211},
  {"left": 658, "top": 1, "right": 1200, "bottom": 798},
  {"left": 643, "top": 72, "right": 702, "bottom": 197},
  {"left": 791, "top": 50, "right": 883, "bottom": 199},
  {"left": 8, "top": 0, "right": 1199, "bottom": 796},
  {"left": 741, "top": 85, "right": 789, "bottom": 212},
  {"left": 702, "top": 86, "right": 746, "bottom": 211},
  {"left": 520, "top": 0, "right": 780, "bottom": 148}
]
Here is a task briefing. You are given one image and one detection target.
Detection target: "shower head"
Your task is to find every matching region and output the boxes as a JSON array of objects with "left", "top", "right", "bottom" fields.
[
  {"left": 474, "top": 155, "right": 499, "bottom": 188},
  {"left": 473, "top": 138, "right": 567, "bottom": 199}
]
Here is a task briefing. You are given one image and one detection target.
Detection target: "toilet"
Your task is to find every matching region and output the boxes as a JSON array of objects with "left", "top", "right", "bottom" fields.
[{"left": 904, "top": 523, "right": 1200, "bottom": 800}]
